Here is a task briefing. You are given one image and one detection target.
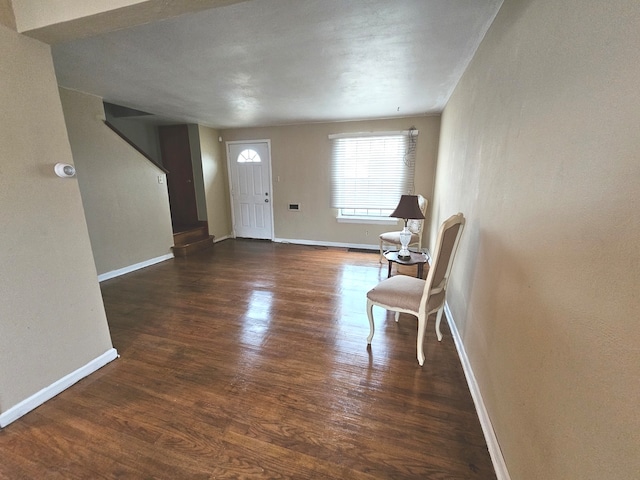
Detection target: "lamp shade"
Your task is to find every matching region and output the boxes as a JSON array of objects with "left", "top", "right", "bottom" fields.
[{"left": 390, "top": 195, "right": 424, "bottom": 220}]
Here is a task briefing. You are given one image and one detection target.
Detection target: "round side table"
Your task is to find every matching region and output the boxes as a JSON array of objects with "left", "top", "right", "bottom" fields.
[{"left": 383, "top": 251, "right": 428, "bottom": 278}]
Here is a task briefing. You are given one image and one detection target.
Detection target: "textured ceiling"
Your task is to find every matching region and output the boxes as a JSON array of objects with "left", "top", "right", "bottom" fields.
[{"left": 52, "top": 0, "right": 503, "bottom": 128}]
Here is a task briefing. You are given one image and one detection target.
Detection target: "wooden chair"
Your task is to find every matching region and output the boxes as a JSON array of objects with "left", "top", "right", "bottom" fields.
[
  {"left": 379, "top": 195, "right": 428, "bottom": 262},
  {"left": 366, "top": 213, "right": 465, "bottom": 366}
]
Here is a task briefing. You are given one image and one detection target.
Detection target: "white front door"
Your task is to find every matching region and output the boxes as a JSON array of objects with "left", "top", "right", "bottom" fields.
[{"left": 227, "top": 141, "right": 273, "bottom": 240}]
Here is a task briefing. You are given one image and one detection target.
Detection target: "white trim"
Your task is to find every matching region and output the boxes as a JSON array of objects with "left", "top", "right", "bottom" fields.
[
  {"left": 273, "top": 237, "right": 379, "bottom": 251},
  {"left": 214, "top": 235, "right": 232, "bottom": 243},
  {"left": 328, "top": 130, "right": 419, "bottom": 139},
  {"left": 274, "top": 237, "right": 428, "bottom": 254},
  {"left": 273, "top": 238, "right": 416, "bottom": 255},
  {"left": 98, "top": 253, "right": 174, "bottom": 282},
  {"left": 336, "top": 215, "right": 399, "bottom": 225},
  {"left": 0, "top": 348, "right": 118, "bottom": 428},
  {"left": 444, "top": 303, "right": 511, "bottom": 480},
  {"left": 225, "top": 139, "right": 275, "bottom": 241},
  {"left": 225, "top": 139, "right": 272, "bottom": 146}
]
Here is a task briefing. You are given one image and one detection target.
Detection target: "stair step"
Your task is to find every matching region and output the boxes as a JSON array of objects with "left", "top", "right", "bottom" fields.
[
  {"left": 173, "top": 225, "right": 209, "bottom": 246},
  {"left": 172, "top": 235, "right": 215, "bottom": 257}
]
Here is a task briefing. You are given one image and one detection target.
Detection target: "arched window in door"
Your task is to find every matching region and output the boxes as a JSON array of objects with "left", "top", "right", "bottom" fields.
[{"left": 237, "top": 149, "right": 261, "bottom": 163}]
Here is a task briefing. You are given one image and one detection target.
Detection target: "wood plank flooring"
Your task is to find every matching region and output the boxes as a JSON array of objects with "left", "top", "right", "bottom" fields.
[{"left": 0, "top": 239, "right": 496, "bottom": 479}]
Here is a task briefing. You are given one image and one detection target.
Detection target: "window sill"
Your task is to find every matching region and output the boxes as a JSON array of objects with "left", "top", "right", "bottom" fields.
[{"left": 336, "top": 215, "right": 399, "bottom": 225}]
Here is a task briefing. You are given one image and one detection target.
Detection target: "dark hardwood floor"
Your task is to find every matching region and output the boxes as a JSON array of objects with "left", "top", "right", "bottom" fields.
[{"left": 0, "top": 239, "right": 495, "bottom": 479}]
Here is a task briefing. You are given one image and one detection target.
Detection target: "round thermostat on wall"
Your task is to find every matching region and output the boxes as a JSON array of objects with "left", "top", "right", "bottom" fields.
[{"left": 54, "top": 163, "right": 76, "bottom": 178}]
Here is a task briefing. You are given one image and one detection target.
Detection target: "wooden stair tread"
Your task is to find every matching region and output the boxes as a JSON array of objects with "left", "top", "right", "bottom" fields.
[
  {"left": 173, "top": 229, "right": 207, "bottom": 245},
  {"left": 172, "top": 234, "right": 215, "bottom": 257},
  {"left": 173, "top": 223, "right": 209, "bottom": 246}
]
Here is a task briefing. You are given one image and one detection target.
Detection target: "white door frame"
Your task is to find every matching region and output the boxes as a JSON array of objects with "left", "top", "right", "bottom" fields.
[{"left": 225, "top": 139, "right": 275, "bottom": 240}]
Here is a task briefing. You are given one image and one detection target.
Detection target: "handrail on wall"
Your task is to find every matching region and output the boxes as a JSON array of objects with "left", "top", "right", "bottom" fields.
[{"left": 103, "top": 120, "right": 169, "bottom": 174}]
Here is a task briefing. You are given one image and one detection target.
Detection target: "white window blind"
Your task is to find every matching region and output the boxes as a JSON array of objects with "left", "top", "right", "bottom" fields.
[{"left": 329, "top": 130, "right": 418, "bottom": 212}]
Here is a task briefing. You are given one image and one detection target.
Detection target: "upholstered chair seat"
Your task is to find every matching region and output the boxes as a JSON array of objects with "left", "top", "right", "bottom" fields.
[
  {"left": 379, "top": 231, "right": 419, "bottom": 248},
  {"left": 367, "top": 213, "right": 465, "bottom": 366}
]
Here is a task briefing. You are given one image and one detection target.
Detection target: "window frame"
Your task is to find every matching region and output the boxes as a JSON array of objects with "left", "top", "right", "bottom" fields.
[{"left": 329, "top": 129, "right": 418, "bottom": 224}]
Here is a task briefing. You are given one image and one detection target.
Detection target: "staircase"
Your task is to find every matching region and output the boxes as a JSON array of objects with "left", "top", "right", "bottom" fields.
[{"left": 172, "top": 222, "right": 214, "bottom": 257}]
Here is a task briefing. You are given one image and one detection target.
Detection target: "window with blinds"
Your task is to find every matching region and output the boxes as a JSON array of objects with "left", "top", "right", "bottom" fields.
[{"left": 329, "top": 130, "right": 418, "bottom": 218}]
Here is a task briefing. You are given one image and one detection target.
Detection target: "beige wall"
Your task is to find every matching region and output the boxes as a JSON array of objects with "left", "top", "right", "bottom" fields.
[
  {"left": 434, "top": 0, "right": 640, "bottom": 478},
  {"left": 59, "top": 88, "right": 174, "bottom": 276},
  {"left": 188, "top": 124, "right": 209, "bottom": 222},
  {"left": 0, "top": 25, "right": 113, "bottom": 412},
  {"left": 11, "top": 0, "right": 148, "bottom": 32},
  {"left": 11, "top": 0, "right": 249, "bottom": 44},
  {"left": 0, "top": 0, "right": 15, "bottom": 29},
  {"left": 104, "top": 114, "right": 163, "bottom": 165},
  {"left": 222, "top": 116, "right": 440, "bottom": 247},
  {"left": 199, "top": 126, "right": 233, "bottom": 239}
]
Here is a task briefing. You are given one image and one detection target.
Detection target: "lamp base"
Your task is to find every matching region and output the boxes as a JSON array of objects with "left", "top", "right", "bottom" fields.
[{"left": 398, "top": 225, "right": 412, "bottom": 260}]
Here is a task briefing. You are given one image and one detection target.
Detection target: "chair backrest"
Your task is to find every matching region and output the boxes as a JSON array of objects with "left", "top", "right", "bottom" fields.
[
  {"left": 419, "top": 213, "right": 465, "bottom": 316},
  {"left": 407, "top": 194, "right": 428, "bottom": 235}
]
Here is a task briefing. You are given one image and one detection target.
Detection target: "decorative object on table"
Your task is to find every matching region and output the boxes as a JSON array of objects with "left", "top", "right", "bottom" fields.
[
  {"left": 366, "top": 213, "right": 465, "bottom": 366},
  {"left": 388, "top": 194, "right": 425, "bottom": 260},
  {"left": 379, "top": 195, "right": 427, "bottom": 262}
]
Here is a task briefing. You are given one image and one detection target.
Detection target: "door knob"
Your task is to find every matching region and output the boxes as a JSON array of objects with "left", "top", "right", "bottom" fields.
[{"left": 265, "top": 199, "right": 269, "bottom": 203}]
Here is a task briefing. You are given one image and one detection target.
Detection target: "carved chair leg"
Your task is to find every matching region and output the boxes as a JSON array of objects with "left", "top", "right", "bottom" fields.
[
  {"left": 435, "top": 306, "right": 444, "bottom": 342},
  {"left": 366, "top": 299, "right": 375, "bottom": 344},
  {"left": 416, "top": 312, "right": 426, "bottom": 366}
]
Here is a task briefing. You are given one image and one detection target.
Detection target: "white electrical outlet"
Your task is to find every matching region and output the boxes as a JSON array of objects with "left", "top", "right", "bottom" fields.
[{"left": 158, "top": 175, "right": 165, "bottom": 184}]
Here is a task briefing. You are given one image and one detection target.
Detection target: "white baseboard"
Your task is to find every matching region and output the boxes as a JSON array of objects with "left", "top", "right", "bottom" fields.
[
  {"left": 444, "top": 303, "right": 511, "bottom": 480},
  {"left": 98, "top": 253, "right": 174, "bottom": 282},
  {"left": 0, "top": 348, "right": 118, "bottom": 428},
  {"left": 273, "top": 237, "right": 378, "bottom": 251},
  {"left": 214, "top": 235, "right": 232, "bottom": 243}
]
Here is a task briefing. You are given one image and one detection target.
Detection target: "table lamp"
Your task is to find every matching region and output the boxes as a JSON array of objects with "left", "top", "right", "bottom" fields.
[{"left": 390, "top": 195, "right": 424, "bottom": 260}]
